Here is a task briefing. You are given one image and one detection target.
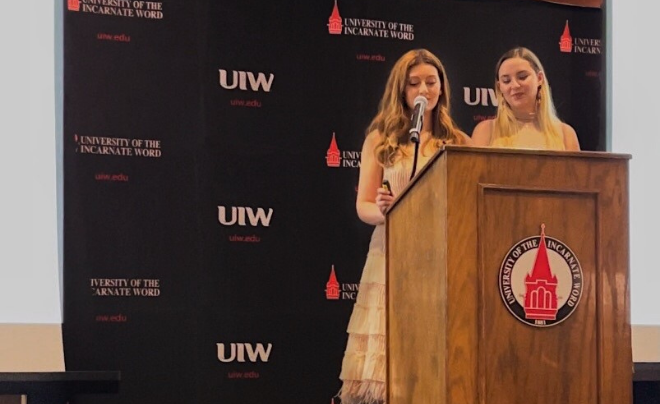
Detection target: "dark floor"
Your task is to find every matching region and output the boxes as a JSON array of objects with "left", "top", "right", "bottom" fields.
[{"left": 634, "top": 381, "right": 660, "bottom": 404}]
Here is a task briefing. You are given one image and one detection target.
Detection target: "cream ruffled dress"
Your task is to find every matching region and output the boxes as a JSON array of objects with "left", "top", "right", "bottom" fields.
[{"left": 338, "top": 158, "right": 414, "bottom": 404}]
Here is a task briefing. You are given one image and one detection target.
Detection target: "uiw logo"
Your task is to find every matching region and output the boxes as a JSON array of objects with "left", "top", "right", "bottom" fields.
[
  {"left": 219, "top": 70, "right": 275, "bottom": 92},
  {"left": 463, "top": 87, "right": 499, "bottom": 107},
  {"left": 217, "top": 343, "right": 272, "bottom": 363},
  {"left": 218, "top": 206, "right": 274, "bottom": 227}
]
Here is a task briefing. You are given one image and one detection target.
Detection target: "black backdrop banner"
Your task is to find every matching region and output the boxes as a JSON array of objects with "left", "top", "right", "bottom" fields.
[{"left": 62, "top": 0, "right": 603, "bottom": 402}]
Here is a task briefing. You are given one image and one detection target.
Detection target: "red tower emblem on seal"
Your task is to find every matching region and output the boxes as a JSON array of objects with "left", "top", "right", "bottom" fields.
[
  {"left": 499, "top": 224, "right": 583, "bottom": 327},
  {"left": 328, "top": 0, "right": 343, "bottom": 35},
  {"left": 523, "top": 224, "right": 559, "bottom": 321},
  {"left": 559, "top": 20, "right": 573, "bottom": 53}
]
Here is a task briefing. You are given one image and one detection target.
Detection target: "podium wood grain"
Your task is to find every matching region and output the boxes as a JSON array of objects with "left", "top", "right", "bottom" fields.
[{"left": 386, "top": 146, "right": 631, "bottom": 404}]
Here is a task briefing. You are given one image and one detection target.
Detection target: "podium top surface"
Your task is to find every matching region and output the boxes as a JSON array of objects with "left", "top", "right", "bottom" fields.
[
  {"left": 387, "top": 145, "right": 631, "bottom": 214},
  {"left": 441, "top": 145, "right": 632, "bottom": 160}
]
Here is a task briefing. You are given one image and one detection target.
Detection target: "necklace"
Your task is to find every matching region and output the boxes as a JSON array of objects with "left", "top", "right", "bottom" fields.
[
  {"left": 512, "top": 112, "right": 538, "bottom": 130},
  {"left": 513, "top": 111, "right": 537, "bottom": 123}
]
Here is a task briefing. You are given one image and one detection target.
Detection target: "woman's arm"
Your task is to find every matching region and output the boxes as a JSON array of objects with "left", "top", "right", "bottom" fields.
[{"left": 356, "top": 131, "right": 392, "bottom": 225}]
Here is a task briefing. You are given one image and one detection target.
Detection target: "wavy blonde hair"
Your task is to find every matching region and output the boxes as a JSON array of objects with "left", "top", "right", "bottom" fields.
[
  {"left": 367, "top": 49, "right": 466, "bottom": 166},
  {"left": 492, "top": 47, "right": 564, "bottom": 149}
]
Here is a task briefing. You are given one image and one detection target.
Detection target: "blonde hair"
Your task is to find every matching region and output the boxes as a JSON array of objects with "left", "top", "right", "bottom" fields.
[
  {"left": 492, "top": 47, "right": 564, "bottom": 149},
  {"left": 368, "top": 49, "right": 466, "bottom": 166}
]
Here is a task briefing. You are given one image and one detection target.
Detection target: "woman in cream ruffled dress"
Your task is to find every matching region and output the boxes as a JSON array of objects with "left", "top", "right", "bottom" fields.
[{"left": 337, "top": 49, "right": 471, "bottom": 404}]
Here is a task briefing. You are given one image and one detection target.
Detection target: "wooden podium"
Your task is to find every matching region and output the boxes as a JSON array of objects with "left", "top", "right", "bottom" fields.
[{"left": 386, "top": 146, "right": 632, "bottom": 404}]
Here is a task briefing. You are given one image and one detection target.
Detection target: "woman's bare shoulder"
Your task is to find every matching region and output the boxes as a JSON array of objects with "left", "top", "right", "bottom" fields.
[
  {"left": 471, "top": 119, "right": 494, "bottom": 146},
  {"left": 561, "top": 123, "right": 580, "bottom": 151}
]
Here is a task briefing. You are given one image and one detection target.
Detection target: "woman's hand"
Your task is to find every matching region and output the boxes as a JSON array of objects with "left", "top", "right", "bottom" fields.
[{"left": 375, "top": 186, "right": 395, "bottom": 216}]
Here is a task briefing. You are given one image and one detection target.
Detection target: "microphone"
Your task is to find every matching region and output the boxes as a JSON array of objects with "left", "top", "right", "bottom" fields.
[{"left": 409, "top": 95, "right": 428, "bottom": 144}]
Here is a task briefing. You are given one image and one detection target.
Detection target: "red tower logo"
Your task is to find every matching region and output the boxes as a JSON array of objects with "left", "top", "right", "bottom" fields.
[
  {"left": 326, "top": 265, "right": 340, "bottom": 300},
  {"left": 326, "top": 132, "right": 341, "bottom": 167},
  {"left": 68, "top": 0, "right": 80, "bottom": 11},
  {"left": 498, "top": 224, "right": 583, "bottom": 327},
  {"left": 559, "top": 20, "right": 573, "bottom": 53},
  {"left": 523, "top": 224, "right": 559, "bottom": 321},
  {"left": 328, "top": 0, "right": 342, "bottom": 35}
]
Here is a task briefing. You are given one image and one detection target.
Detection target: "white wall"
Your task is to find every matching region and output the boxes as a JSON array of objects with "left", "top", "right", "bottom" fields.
[
  {"left": 609, "top": 0, "right": 660, "bottom": 360},
  {"left": 610, "top": 0, "right": 660, "bottom": 326},
  {"left": 0, "top": 2, "right": 62, "bottom": 324}
]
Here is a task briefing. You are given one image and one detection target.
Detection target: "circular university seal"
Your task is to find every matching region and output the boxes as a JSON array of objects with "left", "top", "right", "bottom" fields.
[{"left": 498, "top": 225, "right": 583, "bottom": 327}]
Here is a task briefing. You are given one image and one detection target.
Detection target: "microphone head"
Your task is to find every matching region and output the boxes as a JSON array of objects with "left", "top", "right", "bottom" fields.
[{"left": 414, "top": 95, "right": 428, "bottom": 109}]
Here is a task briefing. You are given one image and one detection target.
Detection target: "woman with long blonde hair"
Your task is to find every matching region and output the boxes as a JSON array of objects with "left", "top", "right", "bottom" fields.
[
  {"left": 472, "top": 47, "right": 580, "bottom": 150},
  {"left": 337, "top": 48, "right": 470, "bottom": 404}
]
